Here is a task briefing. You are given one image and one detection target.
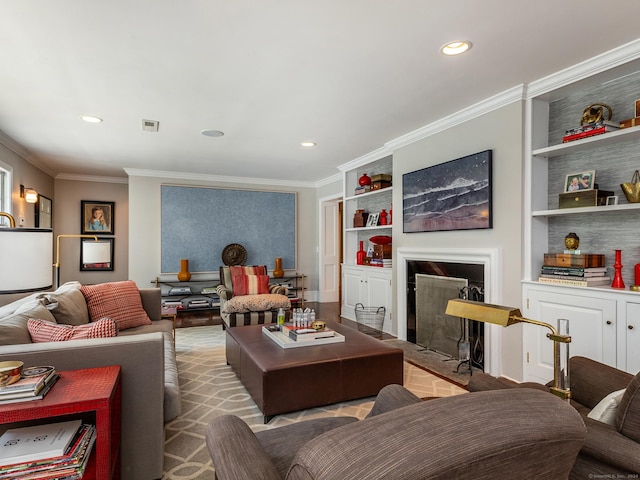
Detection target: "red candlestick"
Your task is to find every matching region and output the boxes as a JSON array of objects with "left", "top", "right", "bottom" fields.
[
  {"left": 635, "top": 263, "right": 640, "bottom": 286},
  {"left": 611, "top": 249, "right": 625, "bottom": 289}
]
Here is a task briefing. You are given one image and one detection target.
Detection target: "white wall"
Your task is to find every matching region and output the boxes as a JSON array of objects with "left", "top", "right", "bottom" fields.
[
  {"left": 127, "top": 174, "right": 321, "bottom": 294},
  {"left": 392, "top": 101, "right": 525, "bottom": 380}
]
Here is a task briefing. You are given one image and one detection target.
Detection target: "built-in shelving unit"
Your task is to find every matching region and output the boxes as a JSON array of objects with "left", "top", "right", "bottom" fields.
[{"left": 522, "top": 51, "right": 640, "bottom": 381}]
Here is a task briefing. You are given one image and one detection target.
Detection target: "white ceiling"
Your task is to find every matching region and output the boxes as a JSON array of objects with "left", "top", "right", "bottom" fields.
[{"left": 2, "top": 1, "right": 640, "bottom": 183}]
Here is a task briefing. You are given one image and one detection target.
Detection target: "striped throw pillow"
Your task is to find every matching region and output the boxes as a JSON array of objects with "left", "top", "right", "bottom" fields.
[
  {"left": 28, "top": 317, "right": 118, "bottom": 342},
  {"left": 231, "top": 274, "right": 270, "bottom": 296}
]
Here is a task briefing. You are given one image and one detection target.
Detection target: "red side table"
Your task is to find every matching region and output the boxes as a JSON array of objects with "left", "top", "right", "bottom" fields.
[{"left": 0, "top": 365, "right": 122, "bottom": 480}]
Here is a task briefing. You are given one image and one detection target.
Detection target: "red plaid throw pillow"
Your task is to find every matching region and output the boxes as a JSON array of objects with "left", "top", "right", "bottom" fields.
[
  {"left": 28, "top": 317, "right": 118, "bottom": 342},
  {"left": 80, "top": 280, "right": 152, "bottom": 330}
]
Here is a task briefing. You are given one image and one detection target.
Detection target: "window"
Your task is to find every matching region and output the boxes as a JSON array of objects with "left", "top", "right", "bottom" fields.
[{"left": 0, "top": 160, "right": 12, "bottom": 216}]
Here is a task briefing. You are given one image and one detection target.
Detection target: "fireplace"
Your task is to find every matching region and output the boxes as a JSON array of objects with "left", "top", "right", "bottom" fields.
[
  {"left": 407, "top": 262, "right": 484, "bottom": 370},
  {"left": 397, "top": 247, "right": 502, "bottom": 375}
]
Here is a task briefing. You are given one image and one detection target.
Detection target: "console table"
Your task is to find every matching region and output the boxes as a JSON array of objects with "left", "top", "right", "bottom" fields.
[{"left": 0, "top": 366, "right": 121, "bottom": 480}]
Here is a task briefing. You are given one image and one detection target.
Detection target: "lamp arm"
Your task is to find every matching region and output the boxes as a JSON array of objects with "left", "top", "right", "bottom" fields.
[{"left": 54, "top": 234, "right": 98, "bottom": 267}]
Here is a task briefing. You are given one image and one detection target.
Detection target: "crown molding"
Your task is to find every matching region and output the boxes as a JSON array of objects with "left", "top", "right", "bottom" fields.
[
  {"left": 314, "top": 172, "right": 342, "bottom": 187},
  {"left": 337, "top": 146, "right": 393, "bottom": 172},
  {"left": 0, "top": 130, "right": 56, "bottom": 177},
  {"left": 385, "top": 85, "right": 526, "bottom": 152},
  {"left": 123, "top": 168, "right": 321, "bottom": 189},
  {"left": 55, "top": 173, "right": 128, "bottom": 184},
  {"left": 526, "top": 38, "right": 640, "bottom": 99}
]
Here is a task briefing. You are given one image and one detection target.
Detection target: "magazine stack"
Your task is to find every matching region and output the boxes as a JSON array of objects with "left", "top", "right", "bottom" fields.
[
  {"left": 0, "top": 366, "right": 59, "bottom": 405},
  {"left": 0, "top": 419, "right": 96, "bottom": 479}
]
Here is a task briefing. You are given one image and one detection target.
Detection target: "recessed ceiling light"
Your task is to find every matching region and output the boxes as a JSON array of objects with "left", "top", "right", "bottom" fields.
[
  {"left": 201, "top": 129, "right": 224, "bottom": 137},
  {"left": 81, "top": 115, "right": 103, "bottom": 123},
  {"left": 301, "top": 142, "right": 316, "bottom": 147},
  {"left": 441, "top": 41, "right": 472, "bottom": 56}
]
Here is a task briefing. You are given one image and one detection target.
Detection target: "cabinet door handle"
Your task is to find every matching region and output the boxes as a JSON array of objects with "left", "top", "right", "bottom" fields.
[
  {"left": 606, "top": 320, "right": 612, "bottom": 325},
  {"left": 629, "top": 325, "right": 635, "bottom": 330}
]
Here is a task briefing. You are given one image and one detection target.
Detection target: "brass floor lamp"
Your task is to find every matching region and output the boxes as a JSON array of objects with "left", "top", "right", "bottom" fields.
[{"left": 446, "top": 299, "right": 572, "bottom": 400}]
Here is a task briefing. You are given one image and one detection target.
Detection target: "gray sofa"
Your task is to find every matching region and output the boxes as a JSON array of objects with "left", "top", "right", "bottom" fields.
[
  {"left": 469, "top": 356, "right": 640, "bottom": 478},
  {"left": 206, "top": 385, "right": 586, "bottom": 480},
  {"left": 0, "top": 281, "right": 180, "bottom": 480}
]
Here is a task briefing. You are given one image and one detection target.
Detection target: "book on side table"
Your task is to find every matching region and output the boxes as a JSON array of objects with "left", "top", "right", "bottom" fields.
[{"left": 0, "top": 366, "right": 59, "bottom": 405}]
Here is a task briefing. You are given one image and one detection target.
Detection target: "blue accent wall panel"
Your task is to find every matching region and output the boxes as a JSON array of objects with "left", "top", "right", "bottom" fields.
[{"left": 161, "top": 185, "right": 296, "bottom": 273}]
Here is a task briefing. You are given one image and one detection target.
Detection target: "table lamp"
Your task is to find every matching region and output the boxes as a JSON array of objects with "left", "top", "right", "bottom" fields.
[
  {"left": 446, "top": 298, "right": 571, "bottom": 400},
  {"left": 0, "top": 226, "right": 53, "bottom": 294}
]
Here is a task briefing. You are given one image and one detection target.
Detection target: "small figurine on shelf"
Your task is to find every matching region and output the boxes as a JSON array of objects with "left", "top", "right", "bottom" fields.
[
  {"left": 564, "top": 233, "right": 580, "bottom": 254},
  {"left": 379, "top": 209, "right": 388, "bottom": 225}
]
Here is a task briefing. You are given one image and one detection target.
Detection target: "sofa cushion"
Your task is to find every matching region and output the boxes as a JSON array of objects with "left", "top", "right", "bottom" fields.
[
  {"left": 80, "top": 281, "right": 152, "bottom": 330},
  {"left": 221, "top": 294, "right": 290, "bottom": 314},
  {"left": 587, "top": 388, "right": 626, "bottom": 425},
  {"left": 0, "top": 302, "right": 56, "bottom": 346},
  {"left": 42, "top": 282, "right": 90, "bottom": 326},
  {"left": 232, "top": 274, "right": 270, "bottom": 296},
  {"left": 27, "top": 317, "right": 118, "bottom": 342},
  {"left": 616, "top": 372, "right": 640, "bottom": 442}
]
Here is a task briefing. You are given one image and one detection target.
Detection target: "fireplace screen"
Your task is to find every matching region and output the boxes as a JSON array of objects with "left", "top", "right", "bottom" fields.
[{"left": 415, "top": 274, "right": 467, "bottom": 357}]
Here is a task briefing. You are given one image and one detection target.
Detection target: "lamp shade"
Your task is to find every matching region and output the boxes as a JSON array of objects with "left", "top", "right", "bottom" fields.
[
  {"left": 82, "top": 240, "right": 112, "bottom": 264},
  {"left": 0, "top": 228, "right": 53, "bottom": 293}
]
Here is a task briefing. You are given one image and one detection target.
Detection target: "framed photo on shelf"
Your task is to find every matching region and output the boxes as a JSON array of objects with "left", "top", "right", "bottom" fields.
[
  {"left": 81, "top": 201, "right": 115, "bottom": 234},
  {"left": 80, "top": 238, "right": 114, "bottom": 271},
  {"left": 366, "top": 213, "right": 379, "bottom": 227},
  {"left": 563, "top": 170, "right": 595, "bottom": 192},
  {"left": 606, "top": 195, "right": 619, "bottom": 206}
]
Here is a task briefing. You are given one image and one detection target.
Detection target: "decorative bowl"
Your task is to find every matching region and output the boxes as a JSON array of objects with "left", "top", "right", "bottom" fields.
[
  {"left": 311, "top": 321, "right": 326, "bottom": 332},
  {"left": 0, "top": 361, "right": 23, "bottom": 386}
]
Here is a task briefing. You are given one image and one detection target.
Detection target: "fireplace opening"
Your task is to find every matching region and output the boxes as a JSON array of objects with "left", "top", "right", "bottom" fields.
[{"left": 407, "top": 260, "right": 485, "bottom": 371}]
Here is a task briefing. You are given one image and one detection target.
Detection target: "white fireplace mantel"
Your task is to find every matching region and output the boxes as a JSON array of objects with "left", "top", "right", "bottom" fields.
[{"left": 396, "top": 247, "right": 504, "bottom": 376}]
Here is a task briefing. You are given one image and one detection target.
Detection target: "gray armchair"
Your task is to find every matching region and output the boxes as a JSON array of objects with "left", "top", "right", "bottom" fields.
[
  {"left": 206, "top": 386, "right": 586, "bottom": 480},
  {"left": 469, "top": 356, "right": 640, "bottom": 477}
]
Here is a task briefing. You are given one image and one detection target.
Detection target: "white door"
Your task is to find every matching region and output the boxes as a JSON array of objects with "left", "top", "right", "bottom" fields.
[
  {"left": 319, "top": 199, "right": 340, "bottom": 302},
  {"left": 627, "top": 303, "right": 640, "bottom": 373},
  {"left": 524, "top": 288, "right": 616, "bottom": 383}
]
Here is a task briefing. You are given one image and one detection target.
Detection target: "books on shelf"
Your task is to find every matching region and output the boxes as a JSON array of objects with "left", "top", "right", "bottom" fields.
[
  {"left": 540, "top": 266, "right": 608, "bottom": 277},
  {"left": 562, "top": 120, "right": 619, "bottom": 143},
  {"left": 200, "top": 287, "right": 217, "bottom": 294},
  {"left": 0, "top": 420, "right": 82, "bottom": 465},
  {"left": 0, "top": 422, "right": 96, "bottom": 480},
  {"left": 537, "top": 276, "right": 611, "bottom": 287}
]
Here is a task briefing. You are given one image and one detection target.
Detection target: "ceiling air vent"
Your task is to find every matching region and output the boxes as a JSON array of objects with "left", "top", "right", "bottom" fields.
[{"left": 142, "top": 119, "right": 159, "bottom": 132}]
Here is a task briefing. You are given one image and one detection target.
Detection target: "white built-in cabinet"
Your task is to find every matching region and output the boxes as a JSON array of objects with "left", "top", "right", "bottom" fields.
[
  {"left": 342, "top": 265, "right": 393, "bottom": 332},
  {"left": 339, "top": 154, "right": 394, "bottom": 333},
  {"left": 523, "top": 50, "right": 640, "bottom": 379}
]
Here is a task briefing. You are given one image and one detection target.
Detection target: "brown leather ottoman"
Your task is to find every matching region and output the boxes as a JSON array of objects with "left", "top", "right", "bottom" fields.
[{"left": 225, "top": 321, "right": 404, "bottom": 422}]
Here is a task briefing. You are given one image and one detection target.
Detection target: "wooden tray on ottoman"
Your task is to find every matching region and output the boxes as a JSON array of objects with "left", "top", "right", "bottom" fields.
[{"left": 225, "top": 321, "right": 404, "bottom": 423}]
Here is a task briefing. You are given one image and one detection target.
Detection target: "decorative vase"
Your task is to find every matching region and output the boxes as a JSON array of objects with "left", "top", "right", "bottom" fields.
[
  {"left": 177, "top": 259, "right": 191, "bottom": 282},
  {"left": 379, "top": 209, "right": 388, "bottom": 225},
  {"left": 358, "top": 173, "right": 371, "bottom": 186},
  {"left": 356, "top": 241, "right": 366, "bottom": 265},
  {"left": 273, "top": 257, "right": 284, "bottom": 278},
  {"left": 611, "top": 250, "right": 625, "bottom": 289}
]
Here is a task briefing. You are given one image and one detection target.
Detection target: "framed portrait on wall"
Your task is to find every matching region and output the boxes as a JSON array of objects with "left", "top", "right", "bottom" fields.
[{"left": 81, "top": 201, "right": 115, "bottom": 234}]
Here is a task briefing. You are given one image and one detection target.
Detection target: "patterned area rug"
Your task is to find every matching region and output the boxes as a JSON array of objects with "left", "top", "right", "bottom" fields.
[{"left": 162, "top": 325, "right": 467, "bottom": 480}]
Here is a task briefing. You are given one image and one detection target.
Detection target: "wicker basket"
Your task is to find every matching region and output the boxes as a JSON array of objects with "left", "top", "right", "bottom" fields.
[{"left": 354, "top": 303, "right": 385, "bottom": 332}]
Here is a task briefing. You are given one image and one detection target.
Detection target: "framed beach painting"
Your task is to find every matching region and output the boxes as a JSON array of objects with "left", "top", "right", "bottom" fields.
[{"left": 402, "top": 150, "right": 493, "bottom": 233}]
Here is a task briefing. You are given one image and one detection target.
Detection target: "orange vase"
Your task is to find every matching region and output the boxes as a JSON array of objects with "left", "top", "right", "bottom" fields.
[
  {"left": 273, "top": 257, "right": 284, "bottom": 278},
  {"left": 177, "top": 259, "right": 192, "bottom": 282}
]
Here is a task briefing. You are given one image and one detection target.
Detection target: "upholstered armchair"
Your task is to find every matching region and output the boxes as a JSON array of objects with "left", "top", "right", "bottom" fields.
[
  {"left": 216, "top": 265, "right": 291, "bottom": 328},
  {"left": 206, "top": 386, "right": 586, "bottom": 480}
]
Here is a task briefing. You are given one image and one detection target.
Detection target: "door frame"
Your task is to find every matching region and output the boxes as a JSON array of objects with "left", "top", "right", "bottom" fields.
[{"left": 318, "top": 193, "right": 343, "bottom": 303}]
